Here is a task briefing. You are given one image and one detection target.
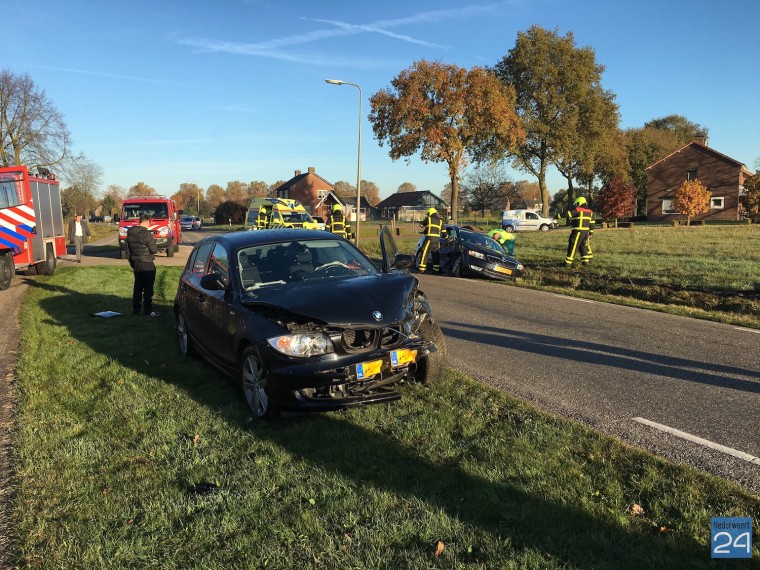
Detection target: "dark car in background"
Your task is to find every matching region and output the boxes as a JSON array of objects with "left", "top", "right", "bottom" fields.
[
  {"left": 415, "top": 225, "right": 524, "bottom": 281},
  {"left": 174, "top": 227, "right": 446, "bottom": 418}
]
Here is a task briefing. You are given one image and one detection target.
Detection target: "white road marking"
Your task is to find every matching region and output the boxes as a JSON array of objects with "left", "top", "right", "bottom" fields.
[
  {"left": 733, "top": 327, "right": 760, "bottom": 334},
  {"left": 552, "top": 294, "right": 594, "bottom": 303},
  {"left": 633, "top": 417, "right": 760, "bottom": 466}
]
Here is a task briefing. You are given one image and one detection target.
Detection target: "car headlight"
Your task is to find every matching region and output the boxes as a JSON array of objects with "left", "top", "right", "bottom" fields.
[
  {"left": 517, "top": 263, "right": 524, "bottom": 271},
  {"left": 267, "top": 334, "right": 334, "bottom": 358},
  {"left": 467, "top": 250, "right": 485, "bottom": 259},
  {"left": 118, "top": 227, "right": 128, "bottom": 237}
]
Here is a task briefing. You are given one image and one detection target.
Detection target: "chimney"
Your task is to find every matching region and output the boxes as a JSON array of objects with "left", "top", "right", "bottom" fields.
[
  {"left": 295, "top": 170, "right": 301, "bottom": 176},
  {"left": 308, "top": 166, "right": 315, "bottom": 174},
  {"left": 693, "top": 132, "right": 707, "bottom": 146}
]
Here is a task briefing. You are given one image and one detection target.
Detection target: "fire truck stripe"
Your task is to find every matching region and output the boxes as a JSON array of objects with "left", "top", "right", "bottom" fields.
[
  {"left": 0, "top": 209, "right": 35, "bottom": 225},
  {"left": 17, "top": 224, "right": 34, "bottom": 234},
  {"left": 18, "top": 204, "right": 35, "bottom": 216},
  {"left": 0, "top": 226, "right": 26, "bottom": 242},
  {"left": 0, "top": 235, "right": 21, "bottom": 254}
]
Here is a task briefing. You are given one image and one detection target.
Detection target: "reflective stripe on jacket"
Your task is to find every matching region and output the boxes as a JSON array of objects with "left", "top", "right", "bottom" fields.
[
  {"left": 328, "top": 211, "right": 349, "bottom": 237},
  {"left": 255, "top": 211, "right": 269, "bottom": 229},
  {"left": 567, "top": 207, "right": 594, "bottom": 231},
  {"left": 421, "top": 213, "right": 442, "bottom": 237}
]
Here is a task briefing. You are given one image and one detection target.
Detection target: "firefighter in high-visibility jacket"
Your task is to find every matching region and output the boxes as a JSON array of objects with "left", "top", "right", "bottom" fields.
[
  {"left": 255, "top": 206, "right": 269, "bottom": 229},
  {"left": 487, "top": 228, "right": 515, "bottom": 255},
  {"left": 327, "top": 203, "right": 350, "bottom": 239},
  {"left": 418, "top": 207, "right": 443, "bottom": 273},
  {"left": 565, "top": 196, "right": 594, "bottom": 265}
]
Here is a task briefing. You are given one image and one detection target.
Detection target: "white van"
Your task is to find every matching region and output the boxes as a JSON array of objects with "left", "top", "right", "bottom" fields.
[{"left": 502, "top": 209, "right": 557, "bottom": 232}]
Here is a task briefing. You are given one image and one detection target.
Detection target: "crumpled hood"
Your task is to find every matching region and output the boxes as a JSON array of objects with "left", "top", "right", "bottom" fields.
[{"left": 242, "top": 273, "right": 417, "bottom": 327}]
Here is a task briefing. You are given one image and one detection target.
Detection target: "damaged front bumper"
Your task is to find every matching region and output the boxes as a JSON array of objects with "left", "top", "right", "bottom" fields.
[{"left": 266, "top": 337, "right": 437, "bottom": 412}]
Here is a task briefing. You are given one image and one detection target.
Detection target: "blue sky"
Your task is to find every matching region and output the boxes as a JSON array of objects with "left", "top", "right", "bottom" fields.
[{"left": 7, "top": 0, "right": 759, "bottom": 201}]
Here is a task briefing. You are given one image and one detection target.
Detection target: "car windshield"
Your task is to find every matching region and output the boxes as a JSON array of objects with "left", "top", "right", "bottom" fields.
[
  {"left": 181, "top": 216, "right": 193, "bottom": 222},
  {"left": 460, "top": 230, "right": 507, "bottom": 255},
  {"left": 282, "top": 212, "right": 312, "bottom": 223},
  {"left": 237, "top": 238, "right": 379, "bottom": 291},
  {"left": 122, "top": 202, "right": 168, "bottom": 219}
]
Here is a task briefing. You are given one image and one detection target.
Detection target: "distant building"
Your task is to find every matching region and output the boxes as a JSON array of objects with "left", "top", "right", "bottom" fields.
[
  {"left": 274, "top": 167, "right": 336, "bottom": 219},
  {"left": 646, "top": 140, "right": 752, "bottom": 222},
  {"left": 375, "top": 191, "right": 448, "bottom": 221}
]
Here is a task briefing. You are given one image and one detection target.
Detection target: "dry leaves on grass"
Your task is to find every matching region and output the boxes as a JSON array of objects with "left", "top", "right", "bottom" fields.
[
  {"left": 631, "top": 503, "right": 645, "bottom": 516},
  {"left": 434, "top": 540, "right": 444, "bottom": 557}
]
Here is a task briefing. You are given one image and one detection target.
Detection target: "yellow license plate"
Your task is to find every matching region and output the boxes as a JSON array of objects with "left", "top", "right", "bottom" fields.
[
  {"left": 390, "top": 349, "right": 417, "bottom": 367},
  {"left": 493, "top": 265, "right": 513, "bottom": 275},
  {"left": 356, "top": 359, "right": 383, "bottom": 380}
]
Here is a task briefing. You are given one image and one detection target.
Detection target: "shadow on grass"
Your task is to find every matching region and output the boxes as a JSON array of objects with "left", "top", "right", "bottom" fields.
[{"left": 27, "top": 279, "right": 734, "bottom": 569}]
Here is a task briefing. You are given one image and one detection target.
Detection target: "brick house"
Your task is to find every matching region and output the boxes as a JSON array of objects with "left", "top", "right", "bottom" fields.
[
  {"left": 274, "top": 167, "right": 337, "bottom": 219},
  {"left": 646, "top": 140, "right": 753, "bottom": 222}
]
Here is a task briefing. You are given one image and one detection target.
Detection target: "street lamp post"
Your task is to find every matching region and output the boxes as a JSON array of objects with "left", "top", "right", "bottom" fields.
[{"left": 325, "top": 79, "right": 362, "bottom": 246}]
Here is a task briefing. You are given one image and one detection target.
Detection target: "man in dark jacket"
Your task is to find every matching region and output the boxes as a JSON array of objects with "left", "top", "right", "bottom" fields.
[
  {"left": 125, "top": 214, "right": 160, "bottom": 316},
  {"left": 67, "top": 214, "right": 91, "bottom": 263}
]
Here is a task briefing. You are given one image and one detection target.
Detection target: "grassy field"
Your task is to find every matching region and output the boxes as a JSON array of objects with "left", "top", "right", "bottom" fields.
[
  {"left": 364, "top": 222, "right": 760, "bottom": 328},
  {"left": 10, "top": 266, "right": 760, "bottom": 568}
]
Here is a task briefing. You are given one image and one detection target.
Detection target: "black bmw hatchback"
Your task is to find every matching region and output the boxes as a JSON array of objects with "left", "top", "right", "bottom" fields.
[{"left": 174, "top": 227, "right": 446, "bottom": 418}]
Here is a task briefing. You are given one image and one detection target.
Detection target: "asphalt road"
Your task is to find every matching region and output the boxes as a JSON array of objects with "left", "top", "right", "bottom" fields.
[{"left": 415, "top": 273, "right": 760, "bottom": 493}]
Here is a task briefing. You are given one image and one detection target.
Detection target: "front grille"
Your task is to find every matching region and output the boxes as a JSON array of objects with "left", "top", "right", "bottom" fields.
[
  {"left": 342, "top": 328, "right": 378, "bottom": 352},
  {"left": 487, "top": 254, "right": 512, "bottom": 266},
  {"left": 380, "top": 326, "right": 402, "bottom": 349}
]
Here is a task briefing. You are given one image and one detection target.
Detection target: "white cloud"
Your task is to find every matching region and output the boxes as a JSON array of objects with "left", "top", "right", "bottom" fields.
[{"left": 176, "top": 2, "right": 509, "bottom": 66}]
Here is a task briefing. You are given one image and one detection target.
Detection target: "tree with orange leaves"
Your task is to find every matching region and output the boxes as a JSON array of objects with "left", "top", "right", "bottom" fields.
[
  {"left": 674, "top": 179, "right": 711, "bottom": 226},
  {"left": 369, "top": 60, "right": 523, "bottom": 224}
]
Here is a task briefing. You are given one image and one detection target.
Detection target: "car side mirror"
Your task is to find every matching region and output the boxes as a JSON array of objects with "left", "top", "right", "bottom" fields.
[
  {"left": 200, "top": 273, "right": 228, "bottom": 291},
  {"left": 391, "top": 254, "right": 414, "bottom": 271}
]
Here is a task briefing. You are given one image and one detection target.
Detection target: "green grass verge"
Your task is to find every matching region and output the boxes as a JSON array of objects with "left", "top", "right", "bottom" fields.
[
  {"left": 11, "top": 266, "right": 760, "bottom": 568},
  {"left": 367, "top": 224, "right": 760, "bottom": 328}
]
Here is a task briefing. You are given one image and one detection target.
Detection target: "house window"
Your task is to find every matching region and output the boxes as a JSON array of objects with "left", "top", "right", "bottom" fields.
[
  {"left": 686, "top": 169, "right": 698, "bottom": 181},
  {"left": 710, "top": 197, "right": 724, "bottom": 209},
  {"left": 317, "top": 190, "right": 328, "bottom": 200},
  {"left": 662, "top": 199, "right": 678, "bottom": 214}
]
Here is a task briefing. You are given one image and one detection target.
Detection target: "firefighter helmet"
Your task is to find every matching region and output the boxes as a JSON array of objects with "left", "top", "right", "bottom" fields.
[
  {"left": 260, "top": 206, "right": 267, "bottom": 213},
  {"left": 573, "top": 197, "right": 587, "bottom": 207},
  {"left": 427, "top": 207, "right": 437, "bottom": 215},
  {"left": 332, "top": 203, "right": 342, "bottom": 212}
]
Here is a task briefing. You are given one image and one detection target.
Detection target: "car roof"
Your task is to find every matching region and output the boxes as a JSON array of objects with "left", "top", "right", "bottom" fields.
[{"left": 202, "top": 228, "right": 342, "bottom": 249}]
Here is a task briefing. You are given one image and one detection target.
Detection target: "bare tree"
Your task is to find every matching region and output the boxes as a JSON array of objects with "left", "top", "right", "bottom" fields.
[
  {"left": 461, "top": 163, "right": 513, "bottom": 215},
  {"left": 0, "top": 69, "right": 74, "bottom": 169},
  {"left": 63, "top": 156, "right": 103, "bottom": 203}
]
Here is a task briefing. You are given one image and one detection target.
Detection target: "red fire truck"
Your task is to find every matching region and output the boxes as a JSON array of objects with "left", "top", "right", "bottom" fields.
[
  {"left": 118, "top": 196, "right": 181, "bottom": 258},
  {"left": 0, "top": 166, "right": 66, "bottom": 290}
]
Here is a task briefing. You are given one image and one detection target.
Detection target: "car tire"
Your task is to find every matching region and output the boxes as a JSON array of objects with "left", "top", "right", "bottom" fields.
[
  {"left": 414, "top": 249, "right": 423, "bottom": 271},
  {"left": 451, "top": 257, "right": 463, "bottom": 278},
  {"left": 539, "top": 224, "right": 549, "bottom": 232},
  {"left": 167, "top": 244, "right": 175, "bottom": 257},
  {"left": 176, "top": 312, "right": 195, "bottom": 357},
  {"left": 240, "top": 347, "right": 278, "bottom": 418},
  {"left": 413, "top": 318, "right": 447, "bottom": 384},
  {"left": 38, "top": 244, "right": 56, "bottom": 276},
  {"left": 0, "top": 252, "right": 13, "bottom": 290},
  {"left": 174, "top": 243, "right": 180, "bottom": 252},
  {"left": 503, "top": 224, "right": 515, "bottom": 232},
  {"left": 120, "top": 249, "right": 128, "bottom": 259}
]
